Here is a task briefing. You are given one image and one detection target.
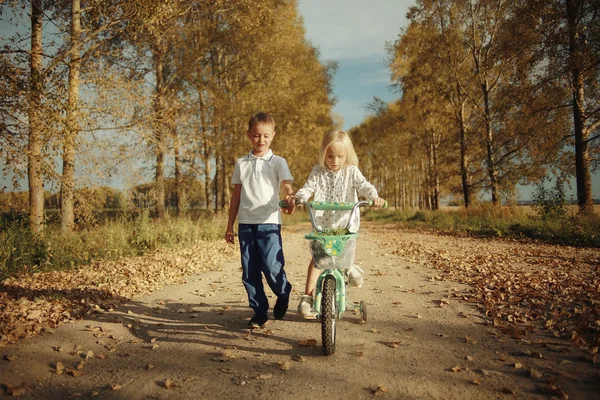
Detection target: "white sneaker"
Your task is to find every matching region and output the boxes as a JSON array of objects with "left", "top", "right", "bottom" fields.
[
  {"left": 297, "top": 295, "right": 316, "bottom": 318},
  {"left": 347, "top": 265, "right": 364, "bottom": 288}
]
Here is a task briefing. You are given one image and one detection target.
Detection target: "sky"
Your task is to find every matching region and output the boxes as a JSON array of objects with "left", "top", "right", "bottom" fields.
[{"left": 296, "top": 0, "right": 411, "bottom": 130}]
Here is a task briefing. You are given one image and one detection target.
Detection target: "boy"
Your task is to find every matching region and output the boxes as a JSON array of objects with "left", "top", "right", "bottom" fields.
[{"left": 225, "top": 112, "right": 294, "bottom": 328}]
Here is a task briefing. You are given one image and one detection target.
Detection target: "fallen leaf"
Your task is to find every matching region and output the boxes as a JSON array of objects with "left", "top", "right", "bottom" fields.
[
  {"left": 221, "top": 349, "right": 235, "bottom": 359},
  {"left": 292, "top": 355, "right": 305, "bottom": 362},
  {"left": 278, "top": 361, "right": 291, "bottom": 370},
  {"left": 67, "top": 368, "right": 82, "bottom": 377},
  {"left": 537, "top": 384, "right": 569, "bottom": 399},
  {"left": 501, "top": 387, "right": 515, "bottom": 395},
  {"left": 370, "top": 385, "right": 388, "bottom": 395},
  {"left": 464, "top": 335, "right": 477, "bottom": 344},
  {"left": 163, "top": 378, "right": 177, "bottom": 389},
  {"left": 529, "top": 368, "right": 542, "bottom": 379},
  {"left": 4, "top": 383, "right": 27, "bottom": 397},
  {"left": 55, "top": 362, "right": 65, "bottom": 375}
]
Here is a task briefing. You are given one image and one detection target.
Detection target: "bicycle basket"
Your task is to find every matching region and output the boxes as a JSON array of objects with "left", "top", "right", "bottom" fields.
[{"left": 305, "top": 231, "right": 358, "bottom": 269}]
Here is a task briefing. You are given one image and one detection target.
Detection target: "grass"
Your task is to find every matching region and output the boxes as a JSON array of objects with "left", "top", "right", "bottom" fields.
[
  {"left": 0, "top": 210, "right": 228, "bottom": 280},
  {"left": 363, "top": 204, "right": 600, "bottom": 248},
  {"left": 2, "top": 203, "right": 599, "bottom": 280}
]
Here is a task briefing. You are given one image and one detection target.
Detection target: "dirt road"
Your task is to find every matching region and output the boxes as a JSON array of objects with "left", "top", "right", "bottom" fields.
[{"left": 1, "top": 223, "right": 599, "bottom": 399}]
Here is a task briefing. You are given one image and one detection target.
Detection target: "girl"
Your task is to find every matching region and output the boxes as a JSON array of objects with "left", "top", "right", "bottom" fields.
[{"left": 287, "top": 130, "right": 385, "bottom": 318}]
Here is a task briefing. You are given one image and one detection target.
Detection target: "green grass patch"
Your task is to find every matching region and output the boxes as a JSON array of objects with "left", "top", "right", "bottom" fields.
[{"left": 0, "top": 211, "right": 228, "bottom": 280}]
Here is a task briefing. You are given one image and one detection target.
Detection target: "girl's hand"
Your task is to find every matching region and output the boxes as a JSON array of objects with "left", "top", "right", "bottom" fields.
[{"left": 372, "top": 197, "right": 386, "bottom": 208}]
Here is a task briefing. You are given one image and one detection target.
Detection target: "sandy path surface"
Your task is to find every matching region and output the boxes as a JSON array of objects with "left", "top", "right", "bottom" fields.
[{"left": 1, "top": 223, "right": 599, "bottom": 399}]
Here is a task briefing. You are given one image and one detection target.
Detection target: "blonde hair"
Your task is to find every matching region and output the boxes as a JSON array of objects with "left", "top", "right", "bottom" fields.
[{"left": 318, "top": 130, "right": 359, "bottom": 168}]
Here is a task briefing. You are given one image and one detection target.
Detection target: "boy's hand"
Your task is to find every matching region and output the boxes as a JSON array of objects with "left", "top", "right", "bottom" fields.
[
  {"left": 225, "top": 231, "right": 235, "bottom": 244},
  {"left": 281, "top": 194, "right": 296, "bottom": 215},
  {"left": 372, "top": 197, "right": 386, "bottom": 208}
]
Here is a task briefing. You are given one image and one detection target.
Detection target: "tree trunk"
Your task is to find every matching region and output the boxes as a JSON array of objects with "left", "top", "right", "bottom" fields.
[
  {"left": 153, "top": 38, "right": 166, "bottom": 220},
  {"left": 566, "top": 0, "right": 593, "bottom": 214},
  {"left": 28, "top": 0, "right": 44, "bottom": 234},
  {"left": 61, "top": 0, "right": 81, "bottom": 233},
  {"left": 214, "top": 154, "right": 220, "bottom": 213},
  {"left": 198, "top": 92, "right": 212, "bottom": 210},
  {"left": 458, "top": 93, "right": 471, "bottom": 208},
  {"left": 173, "top": 125, "right": 184, "bottom": 217},
  {"left": 482, "top": 79, "right": 499, "bottom": 205},
  {"left": 221, "top": 156, "right": 228, "bottom": 211}
]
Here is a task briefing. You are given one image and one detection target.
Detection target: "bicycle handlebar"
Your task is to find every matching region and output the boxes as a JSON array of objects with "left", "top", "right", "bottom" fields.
[
  {"left": 279, "top": 199, "right": 388, "bottom": 210},
  {"left": 279, "top": 199, "right": 387, "bottom": 232}
]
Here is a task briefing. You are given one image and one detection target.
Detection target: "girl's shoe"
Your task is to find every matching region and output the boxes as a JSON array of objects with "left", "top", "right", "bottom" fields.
[
  {"left": 347, "top": 266, "right": 364, "bottom": 288},
  {"left": 297, "top": 295, "right": 317, "bottom": 319}
]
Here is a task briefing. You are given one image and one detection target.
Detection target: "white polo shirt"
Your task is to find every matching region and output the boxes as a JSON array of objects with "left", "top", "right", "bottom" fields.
[{"left": 232, "top": 149, "right": 293, "bottom": 224}]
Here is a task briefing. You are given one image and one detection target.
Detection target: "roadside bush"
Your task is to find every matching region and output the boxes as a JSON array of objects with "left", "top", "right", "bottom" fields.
[
  {"left": 532, "top": 179, "right": 569, "bottom": 221},
  {"left": 0, "top": 216, "right": 49, "bottom": 277}
]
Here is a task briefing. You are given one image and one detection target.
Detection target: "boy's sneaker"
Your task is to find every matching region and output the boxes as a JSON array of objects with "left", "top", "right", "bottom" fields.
[
  {"left": 248, "top": 314, "right": 268, "bottom": 328},
  {"left": 273, "top": 296, "right": 289, "bottom": 320},
  {"left": 347, "top": 266, "right": 364, "bottom": 288},
  {"left": 297, "top": 295, "right": 317, "bottom": 319}
]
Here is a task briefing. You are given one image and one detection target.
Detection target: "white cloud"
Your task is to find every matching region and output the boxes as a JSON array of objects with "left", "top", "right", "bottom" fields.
[
  {"left": 358, "top": 66, "right": 392, "bottom": 86},
  {"left": 297, "top": 0, "right": 411, "bottom": 61}
]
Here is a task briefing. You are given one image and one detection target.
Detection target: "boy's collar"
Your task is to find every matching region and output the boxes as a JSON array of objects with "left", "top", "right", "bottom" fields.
[{"left": 247, "top": 149, "right": 273, "bottom": 161}]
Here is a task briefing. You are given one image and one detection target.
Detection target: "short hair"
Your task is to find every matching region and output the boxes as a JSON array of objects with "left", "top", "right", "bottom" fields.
[
  {"left": 248, "top": 112, "right": 275, "bottom": 131},
  {"left": 318, "top": 130, "right": 359, "bottom": 168}
]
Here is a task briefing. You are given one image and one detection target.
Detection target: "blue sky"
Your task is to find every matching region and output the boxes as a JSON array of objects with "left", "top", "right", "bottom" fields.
[{"left": 297, "top": 0, "right": 411, "bottom": 130}]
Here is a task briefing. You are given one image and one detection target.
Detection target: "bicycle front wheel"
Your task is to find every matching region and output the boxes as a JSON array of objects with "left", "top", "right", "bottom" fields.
[{"left": 321, "top": 275, "right": 337, "bottom": 355}]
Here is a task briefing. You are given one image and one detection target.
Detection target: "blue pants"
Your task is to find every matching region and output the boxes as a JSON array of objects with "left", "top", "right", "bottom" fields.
[{"left": 238, "top": 224, "right": 292, "bottom": 316}]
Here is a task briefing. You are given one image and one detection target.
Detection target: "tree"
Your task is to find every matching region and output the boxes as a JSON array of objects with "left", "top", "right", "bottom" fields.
[
  {"left": 28, "top": 0, "right": 45, "bottom": 233},
  {"left": 60, "top": 0, "right": 81, "bottom": 233}
]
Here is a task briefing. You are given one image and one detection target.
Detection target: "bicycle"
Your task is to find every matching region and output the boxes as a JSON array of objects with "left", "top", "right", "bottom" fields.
[{"left": 281, "top": 199, "right": 386, "bottom": 355}]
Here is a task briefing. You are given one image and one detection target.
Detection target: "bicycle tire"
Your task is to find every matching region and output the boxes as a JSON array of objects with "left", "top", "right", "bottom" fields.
[{"left": 321, "top": 276, "right": 337, "bottom": 355}]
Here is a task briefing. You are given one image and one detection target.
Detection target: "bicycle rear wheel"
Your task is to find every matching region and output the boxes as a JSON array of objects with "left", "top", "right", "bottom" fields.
[{"left": 321, "top": 276, "right": 337, "bottom": 355}]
